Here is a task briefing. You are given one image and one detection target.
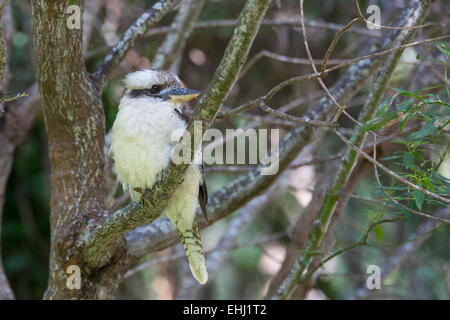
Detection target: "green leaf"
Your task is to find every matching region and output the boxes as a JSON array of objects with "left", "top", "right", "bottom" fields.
[
  {"left": 374, "top": 225, "right": 384, "bottom": 243},
  {"left": 368, "top": 211, "right": 381, "bottom": 222},
  {"left": 376, "top": 96, "right": 393, "bottom": 116},
  {"left": 395, "top": 99, "right": 413, "bottom": 112},
  {"left": 359, "top": 112, "right": 398, "bottom": 133},
  {"left": 402, "top": 153, "right": 414, "bottom": 169},
  {"left": 409, "top": 120, "right": 437, "bottom": 140},
  {"left": 412, "top": 150, "right": 425, "bottom": 162},
  {"left": 392, "top": 138, "right": 407, "bottom": 145},
  {"left": 420, "top": 85, "right": 443, "bottom": 92},
  {"left": 398, "top": 113, "right": 415, "bottom": 131},
  {"left": 381, "top": 155, "right": 402, "bottom": 161},
  {"left": 436, "top": 42, "right": 450, "bottom": 57},
  {"left": 413, "top": 185, "right": 424, "bottom": 210},
  {"left": 381, "top": 185, "right": 407, "bottom": 191}
]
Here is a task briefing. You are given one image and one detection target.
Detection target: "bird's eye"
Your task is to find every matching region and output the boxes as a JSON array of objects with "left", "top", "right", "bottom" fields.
[{"left": 149, "top": 85, "right": 162, "bottom": 94}]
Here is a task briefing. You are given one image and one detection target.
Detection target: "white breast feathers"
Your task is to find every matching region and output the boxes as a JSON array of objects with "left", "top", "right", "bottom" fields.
[{"left": 110, "top": 96, "right": 187, "bottom": 200}]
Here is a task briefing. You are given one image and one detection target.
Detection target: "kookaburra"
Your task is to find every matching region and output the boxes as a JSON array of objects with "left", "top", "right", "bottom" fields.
[{"left": 110, "top": 69, "right": 208, "bottom": 284}]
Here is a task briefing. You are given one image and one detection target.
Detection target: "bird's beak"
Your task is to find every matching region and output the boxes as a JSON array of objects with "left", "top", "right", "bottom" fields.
[{"left": 161, "top": 87, "right": 200, "bottom": 103}]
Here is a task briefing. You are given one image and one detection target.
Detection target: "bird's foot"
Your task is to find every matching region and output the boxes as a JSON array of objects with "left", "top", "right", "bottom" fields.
[{"left": 133, "top": 187, "right": 143, "bottom": 194}]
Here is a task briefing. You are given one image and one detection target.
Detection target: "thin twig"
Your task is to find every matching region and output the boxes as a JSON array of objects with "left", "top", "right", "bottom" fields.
[
  {"left": 92, "top": 0, "right": 182, "bottom": 89},
  {"left": 259, "top": 101, "right": 338, "bottom": 128},
  {"left": 85, "top": 18, "right": 382, "bottom": 58},
  {"left": 152, "top": 0, "right": 205, "bottom": 70},
  {"left": 240, "top": 50, "right": 348, "bottom": 80},
  {"left": 372, "top": 135, "right": 450, "bottom": 224},
  {"left": 302, "top": 217, "right": 403, "bottom": 282},
  {"left": 299, "top": 0, "right": 363, "bottom": 128},
  {"left": 353, "top": 0, "right": 434, "bottom": 31},
  {"left": 219, "top": 35, "right": 450, "bottom": 121},
  {"left": 267, "top": 35, "right": 450, "bottom": 102},
  {"left": 334, "top": 129, "right": 450, "bottom": 207},
  {"left": 320, "top": 18, "right": 361, "bottom": 74}
]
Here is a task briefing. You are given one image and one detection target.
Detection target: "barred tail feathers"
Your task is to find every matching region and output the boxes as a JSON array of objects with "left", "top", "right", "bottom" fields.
[{"left": 178, "top": 220, "right": 208, "bottom": 285}]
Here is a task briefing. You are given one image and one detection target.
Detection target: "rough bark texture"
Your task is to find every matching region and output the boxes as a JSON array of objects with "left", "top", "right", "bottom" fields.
[{"left": 31, "top": 1, "right": 128, "bottom": 299}]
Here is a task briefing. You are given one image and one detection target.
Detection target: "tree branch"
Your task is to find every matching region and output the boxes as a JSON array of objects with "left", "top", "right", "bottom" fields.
[
  {"left": 218, "top": 35, "right": 449, "bottom": 120},
  {"left": 85, "top": 18, "right": 382, "bottom": 59},
  {"left": 31, "top": 0, "right": 115, "bottom": 299},
  {"left": 82, "top": 0, "right": 103, "bottom": 54},
  {"left": 152, "top": 0, "right": 205, "bottom": 70},
  {"left": 91, "top": 0, "right": 183, "bottom": 90}
]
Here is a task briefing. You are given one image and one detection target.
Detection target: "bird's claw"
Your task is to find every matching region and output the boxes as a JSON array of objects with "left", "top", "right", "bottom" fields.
[{"left": 133, "top": 187, "right": 144, "bottom": 194}]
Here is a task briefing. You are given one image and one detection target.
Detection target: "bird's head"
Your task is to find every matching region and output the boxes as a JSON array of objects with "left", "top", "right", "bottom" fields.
[{"left": 122, "top": 69, "right": 200, "bottom": 107}]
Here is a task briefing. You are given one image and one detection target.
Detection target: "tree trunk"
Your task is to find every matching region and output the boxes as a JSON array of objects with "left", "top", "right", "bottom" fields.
[{"left": 31, "top": 1, "right": 126, "bottom": 299}]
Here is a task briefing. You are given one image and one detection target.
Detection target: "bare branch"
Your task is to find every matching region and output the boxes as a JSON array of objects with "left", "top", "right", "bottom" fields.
[
  {"left": 184, "top": 18, "right": 381, "bottom": 38},
  {"left": 239, "top": 50, "right": 348, "bottom": 80},
  {"left": 83, "top": 0, "right": 103, "bottom": 54},
  {"left": 219, "top": 35, "right": 449, "bottom": 120},
  {"left": 152, "top": 0, "right": 205, "bottom": 70},
  {"left": 259, "top": 101, "right": 338, "bottom": 128},
  {"left": 92, "top": 0, "right": 183, "bottom": 89},
  {"left": 0, "top": 0, "right": 19, "bottom": 299},
  {"left": 298, "top": 1, "right": 362, "bottom": 128},
  {"left": 320, "top": 18, "right": 361, "bottom": 74},
  {"left": 31, "top": 0, "right": 118, "bottom": 299},
  {"left": 86, "top": 18, "right": 382, "bottom": 59}
]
